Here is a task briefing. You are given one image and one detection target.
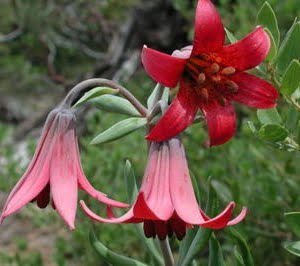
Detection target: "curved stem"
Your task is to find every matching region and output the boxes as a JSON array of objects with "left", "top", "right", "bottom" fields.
[
  {"left": 61, "top": 78, "right": 148, "bottom": 117},
  {"left": 160, "top": 239, "right": 174, "bottom": 266}
]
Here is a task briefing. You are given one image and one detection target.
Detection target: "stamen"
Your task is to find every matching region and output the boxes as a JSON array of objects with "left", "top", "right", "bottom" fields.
[
  {"left": 217, "top": 96, "right": 227, "bottom": 106},
  {"left": 198, "top": 73, "right": 206, "bottom": 84},
  {"left": 225, "top": 80, "right": 239, "bottom": 93},
  {"left": 200, "top": 87, "right": 209, "bottom": 102},
  {"left": 208, "top": 63, "right": 220, "bottom": 74},
  {"left": 221, "top": 67, "right": 236, "bottom": 76},
  {"left": 211, "top": 75, "right": 221, "bottom": 83}
]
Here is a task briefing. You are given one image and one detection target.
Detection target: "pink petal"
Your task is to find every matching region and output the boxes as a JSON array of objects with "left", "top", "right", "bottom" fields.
[
  {"left": 142, "top": 46, "right": 186, "bottom": 87},
  {"left": 201, "top": 101, "right": 236, "bottom": 147},
  {"left": 0, "top": 113, "right": 58, "bottom": 222},
  {"left": 219, "top": 27, "right": 270, "bottom": 71},
  {"left": 50, "top": 115, "right": 78, "bottom": 230},
  {"left": 227, "top": 207, "right": 247, "bottom": 226},
  {"left": 200, "top": 202, "right": 235, "bottom": 229},
  {"left": 169, "top": 138, "right": 206, "bottom": 224},
  {"left": 135, "top": 142, "right": 174, "bottom": 221},
  {"left": 147, "top": 82, "right": 198, "bottom": 141},
  {"left": 231, "top": 72, "right": 278, "bottom": 108},
  {"left": 192, "top": 0, "right": 225, "bottom": 54},
  {"left": 74, "top": 137, "right": 129, "bottom": 209},
  {"left": 80, "top": 200, "right": 137, "bottom": 224},
  {"left": 172, "top": 46, "right": 193, "bottom": 59}
]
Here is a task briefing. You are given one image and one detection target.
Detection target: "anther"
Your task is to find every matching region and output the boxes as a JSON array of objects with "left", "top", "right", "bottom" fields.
[
  {"left": 218, "top": 96, "right": 227, "bottom": 106},
  {"left": 198, "top": 73, "right": 206, "bottom": 84},
  {"left": 211, "top": 75, "right": 221, "bottom": 83},
  {"left": 208, "top": 63, "right": 220, "bottom": 74},
  {"left": 200, "top": 87, "right": 209, "bottom": 102},
  {"left": 225, "top": 80, "right": 239, "bottom": 93},
  {"left": 221, "top": 67, "right": 236, "bottom": 76}
]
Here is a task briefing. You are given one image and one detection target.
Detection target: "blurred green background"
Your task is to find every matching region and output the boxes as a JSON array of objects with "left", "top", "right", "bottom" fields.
[{"left": 0, "top": 0, "right": 300, "bottom": 265}]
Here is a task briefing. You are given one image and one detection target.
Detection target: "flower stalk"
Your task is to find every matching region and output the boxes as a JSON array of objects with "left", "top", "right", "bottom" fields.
[{"left": 159, "top": 238, "right": 174, "bottom": 266}]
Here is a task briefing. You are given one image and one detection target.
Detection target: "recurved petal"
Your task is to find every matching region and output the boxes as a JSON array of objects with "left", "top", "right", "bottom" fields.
[
  {"left": 199, "top": 202, "right": 235, "bottom": 229},
  {"left": 231, "top": 72, "right": 278, "bottom": 108},
  {"left": 201, "top": 101, "right": 236, "bottom": 146},
  {"left": 169, "top": 138, "right": 206, "bottom": 224},
  {"left": 192, "top": 0, "right": 225, "bottom": 55},
  {"left": 75, "top": 138, "right": 129, "bottom": 208},
  {"left": 219, "top": 27, "right": 270, "bottom": 71},
  {"left": 172, "top": 46, "right": 193, "bottom": 59},
  {"left": 80, "top": 201, "right": 137, "bottom": 224},
  {"left": 142, "top": 46, "right": 187, "bottom": 87},
  {"left": 227, "top": 207, "right": 247, "bottom": 226},
  {"left": 146, "top": 82, "right": 198, "bottom": 141}
]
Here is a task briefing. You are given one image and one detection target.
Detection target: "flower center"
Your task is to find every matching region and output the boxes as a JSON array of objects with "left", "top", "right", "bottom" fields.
[{"left": 184, "top": 53, "right": 238, "bottom": 106}]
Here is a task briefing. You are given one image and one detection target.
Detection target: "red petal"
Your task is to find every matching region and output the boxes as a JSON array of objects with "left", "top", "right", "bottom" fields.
[
  {"left": 192, "top": 0, "right": 225, "bottom": 54},
  {"left": 201, "top": 102, "right": 236, "bottom": 147},
  {"left": 227, "top": 207, "right": 247, "bottom": 226},
  {"left": 200, "top": 202, "right": 235, "bottom": 229},
  {"left": 231, "top": 72, "right": 278, "bottom": 108},
  {"left": 142, "top": 46, "right": 187, "bottom": 87},
  {"left": 147, "top": 82, "right": 198, "bottom": 141},
  {"left": 80, "top": 200, "right": 137, "bottom": 224},
  {"left": 219, "top": 27, "right": 270, "bottom": 70}
]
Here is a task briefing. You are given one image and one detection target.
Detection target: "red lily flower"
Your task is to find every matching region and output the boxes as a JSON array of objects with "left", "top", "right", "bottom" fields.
[
  {"left": 142, "top": 0, "right": 278, "bottom": 146},
  {"left": 80, "top": 138, "right": 247, "bottom": 240},
  {"left": 0, "top": 107, "right": 128, "bottom": 230}
]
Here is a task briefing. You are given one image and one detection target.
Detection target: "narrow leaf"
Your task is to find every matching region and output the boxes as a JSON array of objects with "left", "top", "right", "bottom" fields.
[
  {"left": 92, "top": 95, "right": 141, "bottom": 116},
  {"left": 265, "top": 28, "right": 277, "bottom": 61},
  {"left": 257, "top": 2, "right": 280, "bottom": 46},
  {"left": 147, "top": 84, "right": 164, "bottom": 110},
  {"left": 257, "top": 108, "right": 282, "bottom": 125},
  {"left": 209, "top": 234, "right": 225, "bottom": 266},
  {"left": 276, "top": 22, "right": 300, "bottom": 73},
  {"left": 74, "top": 87, "right": 117, "bottom": 107},
  {"left": 258, "top": 124, "right": 288, "bottom": 142},
  {"left": 211, "top": 180, "right": 232, "bottom": 203},
  {"left": 285, "top": 212, "right": 300, "bottom": 237},
  {"left": 281, "top": 60, "right": 300, "bottom": 95},
  {"left": 90, "top": 229, "right": 147, "bottom": 266},
  {"left": 284, "top": 241, "right": 300, "bottom": 257},
  {"left": 91, "top": 117, "right": 147, "bottom": 145},
  {"left": 124, "top": 160, "right": 138, "bottom": 203},
  {"left": 228, "top": 228, "right": 254, "bottom": 266},
  {"left": 225, "top": 28, "right": 237, "bottom": 43}
]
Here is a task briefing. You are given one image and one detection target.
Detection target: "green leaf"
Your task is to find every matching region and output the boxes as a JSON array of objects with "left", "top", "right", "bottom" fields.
[
  {"left": 124, "top": 160, "right": 138, "bottom": 203},
  {"left": 211, "top": 180, "right": 232, "bottom": 203},
  {"left": 89, "top": 229, "right": 147, "bottom": 266},
  {"left": 285, "top": 212, "right": 300, "bottom": 237},
  {"left": 225, "top": 28, "right": 237, "bottom": 43},
  {"left": 228, "top": 228, "right": 254, "bottom": 266},
  {"left": 147, "top": 84, "right": 164, "bottom": 110},
  {"left": 209, "top": 234, "right": 225, "bottom": 266},
  {"left": 91, "top": 117, "right": 147, "bottom": 145},
  {"left": 234, "top": 246, "right": 245, "bottom": 266},
  {"left": 265, "top": 28, "right": 277, "bottom": 61},
  {"left": 258, "top": 124, "right": 288, "bottom": 142},
  {"left": 276, "top": 22, "right": 300, "bottom": 73},
  {"left": 281, "top": 60, "right": 300, "bottom": 95},
  {"left": 92, "top": 95, "right": 141, "bottom": 116},
  {"left": 284, "top": 241, "right": 300, "bottom": 257},
  {"left": 191, "top": 172, "right": 201, "bottom": 203},
  {"left": 257, "top": 108, "right": 282, "bottom": 125},
  {"left": 257, "top": 2, "right": 280, "bottom": 46},
  {"left": 74, "top": 87, "right": 117, "bottom": 107}
]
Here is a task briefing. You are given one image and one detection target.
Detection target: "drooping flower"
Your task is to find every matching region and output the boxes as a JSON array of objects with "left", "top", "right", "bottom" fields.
[
  {"left": 80, "top": 138, "right": 247, "bottom": 240},
  {"left": 142, "top": 0, "right": 278, "bottom": 146},
  {"left": 0, "top": 107, "right": 128, "bottom": 230}
]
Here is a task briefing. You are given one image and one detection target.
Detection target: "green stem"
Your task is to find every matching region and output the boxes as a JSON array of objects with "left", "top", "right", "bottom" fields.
[{"left": 159, "top": 239, "right": 174, "bottom": 266}]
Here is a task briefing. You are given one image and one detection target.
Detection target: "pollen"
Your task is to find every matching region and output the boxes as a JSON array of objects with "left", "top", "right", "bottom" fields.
[{"left": 221, "top": 67, "right": 236, "bottom": 76}]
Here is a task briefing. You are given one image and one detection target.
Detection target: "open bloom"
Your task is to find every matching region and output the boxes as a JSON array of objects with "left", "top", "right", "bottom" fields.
[
  {"left": 142, "top": 0, "right": 278, "bottom": 146},
  {"left": 81, "top": 138, "right": 247, "bottom": 240},
  {"left": 0, "top": 107, "right": 128, "bottom": 230}
]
